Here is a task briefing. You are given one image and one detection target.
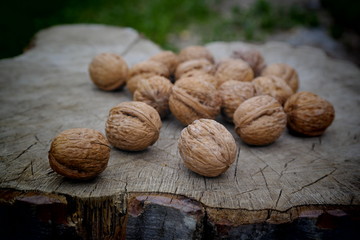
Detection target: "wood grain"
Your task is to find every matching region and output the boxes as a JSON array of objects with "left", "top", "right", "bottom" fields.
[{"left": 0, "top": 24, "right": 359, "bottom": 239}]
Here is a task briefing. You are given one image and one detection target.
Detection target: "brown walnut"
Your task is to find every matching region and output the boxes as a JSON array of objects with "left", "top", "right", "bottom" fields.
[
  {"left": 169, "top": 77, "right": 221, "bottom": 125},
  {"left": 178, "top": 45, "right": 215, "bottom": 64},
  {"left": 252, "top": 76, "right": 294, "bottom": 105},
  {"left": 48, "top": 128, "right": 110, "bottom": 180},
  {"left": 88, "top": 53, "right": 129, "bottom": 91},
  {"left": 133, "top": 76, "right": 173, "bottom": 118},
  {"left": 284, "top": 91, "right": 335, "bottom": 136},
  {"left": 218, "top": 80, "right": 256, "bottom": 122},
  {"left": 175, "top": 59, "right": 214, "bottom": 80},
  {"left": 149, "top": 51, "right": 179, "bottom": 75},
  {"left": 106, "top": 101, "right": 162, "bottom": 151},
  {"left": 127, "top": 60, "right": 170, "bottom": 94},
  {"left": 233, "top": 95, "right": 287, "bottom": 145},
  {"left": 261, "top": 63, "right": 299, "bottom": 92},
  {"left": 180, "top": 71, "right": 218, "bottom": 87},
  {"left": 178, "top": 119, "right": 237, "bottom": 177},
  {"left": 215, "top": 59, "right": 254, "bottom": 87},
  {"left": 232, "top": 48, "right": 266, "bottom": 76}
]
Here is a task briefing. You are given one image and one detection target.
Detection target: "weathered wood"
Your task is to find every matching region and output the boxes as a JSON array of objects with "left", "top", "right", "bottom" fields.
[{"left": 0, "top": 24, "right": 359, "bottom": 239}]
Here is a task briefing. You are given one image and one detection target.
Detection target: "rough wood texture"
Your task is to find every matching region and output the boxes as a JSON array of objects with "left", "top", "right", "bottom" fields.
[{"left": 0, "top": 24, "right": 359, "bottom": 239}]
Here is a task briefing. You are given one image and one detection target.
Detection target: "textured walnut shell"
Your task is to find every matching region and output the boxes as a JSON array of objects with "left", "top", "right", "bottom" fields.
[
  {"left": 169, "top": 77, "right": 221, "bottom": 125},
  {"left": 133, "top": 76, "right": 173, "bottom": 118},
  {"left": 232, "top": 48, "right": 266, "bottom": 76},
  {"left": 233, "top": 95, "right": 287, "bottom": 145},
  {"left": 178, "top": 45, "right": 215, "bottom": 64},
  {"left": 175, "top": 59, "right": 214, "bottom": 80},
  {"left": 127, "top": 60, "right": 170, "bottom": 94},
  {"left": 180, "top": 71, "right": 218, "bottom": 87},
  {"left": 49, "top": 128, "right": 110, "bottom": 180},
  {"left": 149, "top": 51, "right": 179, "bottom": 74},
  {"left": 261, "top": 63, "right": 299, "bottom": 92},
  {"left": 126, "top": 73, "right": 154, "bottom": 95},
  {"left": 284, "top": 91, "right": 335, "bottom": 136},
  {"left": 105, "top": 101, "right": 162, "bottom": 151},
  {"left": 89, "top": 53, "right": 129, "bottom": 91},
  {"left": 178, "top": 119, "right": 237, "bottom": 177},
  {"left": 215, "top": 59, "right": 254, "bottom": 87},
  {"left": 252, "top": 76, "right": 294, "bottom": 105},
  {"left": 218, "top": 80, "right": 256, "bottom": 122}
]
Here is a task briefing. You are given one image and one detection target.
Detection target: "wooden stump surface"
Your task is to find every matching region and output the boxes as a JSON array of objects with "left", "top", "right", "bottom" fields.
[{"left": 0, "top": 24, "right": 359, "bottom": 239}]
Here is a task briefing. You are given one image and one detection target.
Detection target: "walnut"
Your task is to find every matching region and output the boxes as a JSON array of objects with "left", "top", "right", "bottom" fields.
[
  {"left": 106, "top": 101, "right": 162, "bottom": 151},
  {"left": 48, "top": 128, "right": 110, "bottom": 180},
  {"left": 215, "top": 59, "right": 254, "bottom": 87},
  {"left": 178, "top": 45, "right": 215, "bottom": 64},
  {"left": 180, "top": 71, "right": 218, "bottom": 87},
  {"left": 127, "top": 60, "right": 170, "bottom": 94},
  {"left": 169, "top": 77, "right": 221, "bottom": 125},
  {"left": 284, "top": 91, "right": 335, "bottom": 136},
  {"left": 218, "top": 80, "right": 256, "bottom": 122},
  {"left": 261, "top": 63, "right": 299, "bottom": 92},
  {"left": 149, "top": 51, "right": 179, "bottom": 75},
  {"left": 88, "top": 53, "right": 129, "bottom": 91},
  {"left": 233, "top": 95, "right": 287, "bottom": 145},
  {"left": 178, "top": 119, "right": 237, "bottom": 177},
  {"left": 252, "top": 76, "right": 294, "bottom": 105},
  {"left": 133, "top": 76, "right": 173, "bottom": 118},
  {"left": 232, "top": 48, "right": 266, "bottom": 76},
  {"left": 175, "top": 59, "right": 214, "bottom": 80}
]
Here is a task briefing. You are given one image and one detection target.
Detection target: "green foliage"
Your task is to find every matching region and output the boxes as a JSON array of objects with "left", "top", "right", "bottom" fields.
[
  {"left": 1, "top": 0, "right": 319, "bottom": 59},
  {"left": 200, "top": 0, "right": 319, "bottom": 43}
]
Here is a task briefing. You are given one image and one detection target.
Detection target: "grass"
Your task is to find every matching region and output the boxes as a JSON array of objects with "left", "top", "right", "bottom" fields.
[{"left": 0, "top": 0, "right": 319, "bottom": 59}]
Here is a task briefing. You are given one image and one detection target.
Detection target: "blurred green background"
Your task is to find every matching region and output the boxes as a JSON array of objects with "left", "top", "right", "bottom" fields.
[{"left": 1, "top": 0, "right": 359, "bottom": 60}]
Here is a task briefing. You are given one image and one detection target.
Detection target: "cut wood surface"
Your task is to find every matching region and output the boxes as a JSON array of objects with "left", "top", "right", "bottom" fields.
[{"left": 0, "top": 24, "right": 359, "bottom": 239}]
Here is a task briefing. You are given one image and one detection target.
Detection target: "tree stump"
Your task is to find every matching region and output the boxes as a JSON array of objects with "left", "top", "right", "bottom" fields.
[{"left": 0, "top": 24, "right": 359, "bottom": 240}]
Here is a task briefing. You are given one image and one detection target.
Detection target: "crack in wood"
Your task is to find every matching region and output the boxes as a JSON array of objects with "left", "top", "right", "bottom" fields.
[
  {"left": 251, "top": 165, "right": 268, "bottom": 177},
  {"left": 120, "top": 36, "right": 143, "bottom": 57},
  {"left": 31, "top": 160, "right": 34, "bottom": 175},
  {"left": 89, "top": 182, "right": 100, "bottom": 197},
  {"left": 279, "top": 158, "right": 296, "bottom": 179},
  {"left": 311, "top": 143, "right": 316, "bottom": 151},
  {"left": 11, "top": 142, "right": 37, "bottom": 161},
  {"left": 284, "top": 158, "right": 296, "bottom": 169},
  {"left": 260, "top": 167, "right": 271, "bottom": 195},
  {"left": 350, "top": 195, "right": 354, "bottom": 205},
  {"left": 291, "top": 168, "right": 337, "bottom": 194},
  {"left": 235, "top": 188, "right": 259, "bottom": 197},
  {"left": 274, "top": 189, "right": 283, "bottom": 209},
  {"left": 248, "top": 148, "right": 281, "bottom": 176},
  {"left": 233, "top": 147, "right": 240, "bottom": 178}
]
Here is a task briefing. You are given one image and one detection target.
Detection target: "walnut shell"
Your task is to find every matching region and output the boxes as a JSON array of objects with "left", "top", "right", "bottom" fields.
[
  {"left": 215, "top": 59, "right": 254, "bottom": 87},
  {"left": 233, "top": 95, "right": 287, "bottom": 145},
  {"left": 48, "top": 128, "right": 110, "bottom": 180},
  {"left": 218, "top": 80, "right": 256, "bottom": 122},
  {"left": 252, "top": 76, "right": 294, "bottom": 105},
  {"left": 232, "top": 48, "right": 266, "bottom": 76},
  {"left": 284, "top": 91, "right": 335, "bottom": 136},
  {"left": 127, "top": 60, "right": 170, "bottom": 94},
  {"left": 133, "top": 76, "right": 173, "bottom": 118},
  {"left": 169, "top": 77, "right": 221, "bottom": 125},
  {"left": 89, "top": 53, "right": 129, "bottom": 91},
  {"left": 175, "top": 59, "right": 214, "bottom": 80},
  {"left": 178, "top": 119, "right": 237, "bottom": 177},
  {"left": 105, "top": 101, "right": 162, "bottom": 151},
  {"left": 261, "top": 63, "right": 299, "bottom": 92},
  {"left": 149, "top": 51, "right": 179, "bottom": 74},
  {"left": 180, "top": 71, "right": 218, "bottom": 87},
  {"left": 178, "top": 45, "right": 215, "bottom": 64}
]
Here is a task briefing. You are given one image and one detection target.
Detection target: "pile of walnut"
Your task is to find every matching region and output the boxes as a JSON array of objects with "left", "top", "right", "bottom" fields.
[{"left": 49, "top": 46, "right": 335, "bottom": 179}]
